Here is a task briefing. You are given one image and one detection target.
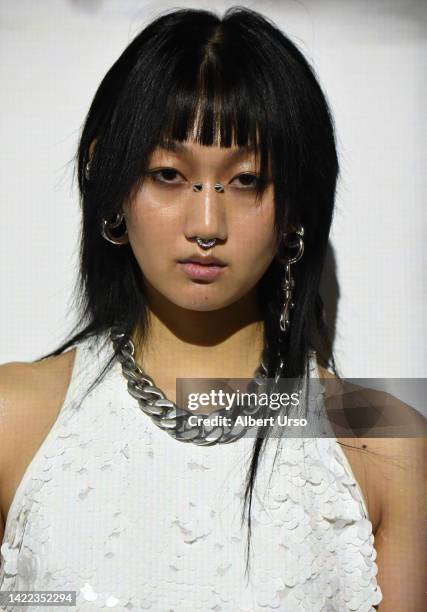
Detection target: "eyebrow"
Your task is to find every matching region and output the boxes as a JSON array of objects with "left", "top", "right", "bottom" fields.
[{"left": 157, "top": 140, "right": 259, "bottom": 159}]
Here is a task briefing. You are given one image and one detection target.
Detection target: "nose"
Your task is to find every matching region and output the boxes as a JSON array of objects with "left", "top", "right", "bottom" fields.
[{"left": 183, "top": 182, "right": 227, "bottom": 244}]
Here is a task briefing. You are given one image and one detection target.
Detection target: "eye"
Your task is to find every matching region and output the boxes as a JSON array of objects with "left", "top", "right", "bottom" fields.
[
  {"left": 231, "top": 173, "right": 261, "bottom": 189},
  {"left": 147, "top": 167, "right": 185, "bottom": 184}
]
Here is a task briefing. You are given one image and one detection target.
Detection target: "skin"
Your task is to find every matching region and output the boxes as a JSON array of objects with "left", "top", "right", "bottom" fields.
[
  {"left": 0, "top": 139, "right": 425, "bottom": 610},
  {"left": 121, "top": 138, "right": 279, "bottom": 404}
]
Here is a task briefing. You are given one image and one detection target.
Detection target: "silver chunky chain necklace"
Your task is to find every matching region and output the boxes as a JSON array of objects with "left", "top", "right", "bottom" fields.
[{"left": 110, "top": 326, "right": 282, "bottom": 446}]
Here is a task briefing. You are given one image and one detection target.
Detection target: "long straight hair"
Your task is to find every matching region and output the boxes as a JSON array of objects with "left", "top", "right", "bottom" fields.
[{"left": 39, "top": 7, "right": 339, "bottom": 578}]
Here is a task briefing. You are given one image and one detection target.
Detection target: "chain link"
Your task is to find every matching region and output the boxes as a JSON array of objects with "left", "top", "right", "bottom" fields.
[{"left": 110, "top": 326, "right": 277, "bottom": 445}]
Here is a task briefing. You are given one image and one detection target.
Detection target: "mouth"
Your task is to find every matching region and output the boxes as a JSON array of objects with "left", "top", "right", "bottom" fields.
[{"left": 178, "top": 261, "right": 227, "bottom": 281}]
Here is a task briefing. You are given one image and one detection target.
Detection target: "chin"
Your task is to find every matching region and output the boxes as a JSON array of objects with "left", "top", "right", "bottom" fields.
[
  {"left": 169, "top": 288, "right": 238, "bottom": 312},
  {"left": 147, "top": 276, "right": 246, "bottom": 312},
  {"left": 176, "top": 297, "right": 230, "bottom": 312}
]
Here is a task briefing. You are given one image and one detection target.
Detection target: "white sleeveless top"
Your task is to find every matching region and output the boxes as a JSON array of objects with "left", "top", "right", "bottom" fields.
[{"left": 0, "top": 332, "right": 382, "bottom": 611}]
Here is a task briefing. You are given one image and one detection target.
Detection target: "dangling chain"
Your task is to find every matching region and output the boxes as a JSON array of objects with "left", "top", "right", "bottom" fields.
[
  {"left": 279, "top": 225, "right": 304, "bottom": 333},
  {"left": 110, "top": 327, "right": 275, "bottom": 446},
  {"left": 279, "top": 260, "right": 295, "bottom": 333}
]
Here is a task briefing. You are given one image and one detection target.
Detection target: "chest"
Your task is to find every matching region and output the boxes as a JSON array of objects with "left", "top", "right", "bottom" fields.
[{"left": 2, "top": 420, "right": 379, "bottom": 611}]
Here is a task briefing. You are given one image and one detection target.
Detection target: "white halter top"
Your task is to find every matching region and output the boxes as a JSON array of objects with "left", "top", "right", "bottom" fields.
[{"left": 0, "top": 332, "right": 382, "bottom": 611}]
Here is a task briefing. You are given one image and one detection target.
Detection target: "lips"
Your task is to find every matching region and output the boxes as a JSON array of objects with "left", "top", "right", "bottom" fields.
[
  {"left": 183, "top": 260, "right": 226, "bottom": 267},
  {"left": 178, "top": 261, "right": 226, "bottom": 280},
  {"left": 178, "top": 254, "right": 226, "bottom": 266}
]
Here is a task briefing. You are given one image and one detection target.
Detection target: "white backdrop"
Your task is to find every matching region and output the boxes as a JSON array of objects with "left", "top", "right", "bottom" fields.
[{"left": 1, "top": 0, "right": 426, "bottom": 385}]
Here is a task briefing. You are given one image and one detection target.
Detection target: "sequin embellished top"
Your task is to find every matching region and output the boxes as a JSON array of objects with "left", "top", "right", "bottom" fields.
[{"left": 0, "top": 331, "right": 382, "bottom": 611}]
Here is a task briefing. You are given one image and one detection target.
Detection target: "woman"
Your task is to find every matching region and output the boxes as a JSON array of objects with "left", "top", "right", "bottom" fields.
[{"left": 0, "top": 6, "right": 425, "bottom": 611}]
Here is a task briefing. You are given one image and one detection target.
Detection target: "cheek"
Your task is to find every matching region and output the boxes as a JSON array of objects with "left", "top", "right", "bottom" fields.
[
  {"left": 230, "top": 205, "right": 277, "bottom": 271},
  {"left": 240, "top": 230, "right": 276, "bottom": 277},
  {"left": 123, "top": 200, "right": 180, "bottom": 263}
]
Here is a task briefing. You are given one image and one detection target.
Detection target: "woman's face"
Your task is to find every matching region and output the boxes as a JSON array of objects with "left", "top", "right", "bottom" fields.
[{"left": 122, "top": 139, "right": 277, "bottom": 312}]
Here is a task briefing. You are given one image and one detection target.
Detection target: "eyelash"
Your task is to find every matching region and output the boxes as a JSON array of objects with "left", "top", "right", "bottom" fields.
[{"left": 146, "top": 167, "right": 263, "bottom": 190}]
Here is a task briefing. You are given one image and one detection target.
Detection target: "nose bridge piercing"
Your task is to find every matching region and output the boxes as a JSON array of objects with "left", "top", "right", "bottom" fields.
[
  {"left": 191, "top": 182, "right": 225, "bottom": 193},
  {"left": 191, "top": 182, "right": 225, "bottom": 250}
]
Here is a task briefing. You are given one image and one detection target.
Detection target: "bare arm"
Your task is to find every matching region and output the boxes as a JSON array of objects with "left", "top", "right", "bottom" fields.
[
  {"left": 365, "top": 434, "right": 427, "bottom": 611},
  {"left": 0, "top": 352, "right": 76, "bottom": 547},
  {"left": 0, "top": 362, "right": 25, "bottom": 546},
  {"left": 320, "top": 366, "right": 427, "bottom": 610}
]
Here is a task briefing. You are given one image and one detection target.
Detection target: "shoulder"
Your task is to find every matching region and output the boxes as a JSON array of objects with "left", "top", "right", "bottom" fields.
[
  {"left": 0, "top": 349, "right": 77, "bottom": 454},
  {"left": 0, "top": 349, "right": 77, "bottom": 417},
  {"left": 316, "top": 363, "right": 427, "bottom": 531},
  {"left": 0, "top": 350, "right": 76, "bottom": 533},
  {"left": 316, "top": 363, "right": 426, "bottom": 439}
]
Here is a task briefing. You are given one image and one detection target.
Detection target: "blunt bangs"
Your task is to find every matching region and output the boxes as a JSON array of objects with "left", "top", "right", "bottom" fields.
[
  {"left": 80, "top": 8, "right": 299, "bottom": 211},
  {"left": 79, "top": 7, "right": 338, "bottom": 235},
  {"left": 141, "top": 14, "right": 277, "bottom": 201}
]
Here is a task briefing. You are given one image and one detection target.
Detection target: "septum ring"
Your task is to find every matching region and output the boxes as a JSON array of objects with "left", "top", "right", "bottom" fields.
[{"left": 196, "top": 237, "right": 217, "bottom": 249}]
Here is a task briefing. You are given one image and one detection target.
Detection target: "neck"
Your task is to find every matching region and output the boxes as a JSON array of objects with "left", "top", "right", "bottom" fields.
[{"left": 130, "top": 285, "right": 266, "bottom": 402}]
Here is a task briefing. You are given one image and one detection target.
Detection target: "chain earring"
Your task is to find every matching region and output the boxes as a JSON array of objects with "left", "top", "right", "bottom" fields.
[
  {"left": 278, "top": 225, "right": 304, "bottom": 333},
  {"left": 100, "top": 212, "right": 129, "bottom": 245},
  {"left": 269, "top": 224, "right": 304, "bottom": 385}
]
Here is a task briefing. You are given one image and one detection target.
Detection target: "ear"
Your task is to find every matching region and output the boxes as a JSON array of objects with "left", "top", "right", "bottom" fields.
[
  {"left": 88, "top": 138, "right": 97, "bottom": 160},
  {"left": 285, "top": 224, "right": 304, "bottom": 236}
]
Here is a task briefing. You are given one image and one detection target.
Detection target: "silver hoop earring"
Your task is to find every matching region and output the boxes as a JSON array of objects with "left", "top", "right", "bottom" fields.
[
  {"left": 196, "top": 237, "right": 217, "bottom": 250},
  {"left": 278, "top": 225, "right": 304, "bottom": 333},
  {"left": 100, "top": 212, "right": 129, "bottom": 245}
]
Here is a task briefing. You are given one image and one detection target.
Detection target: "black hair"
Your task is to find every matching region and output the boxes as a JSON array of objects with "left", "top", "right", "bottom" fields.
[{"left": 38, "top": 6, "right": 339, "bottom": 579}]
